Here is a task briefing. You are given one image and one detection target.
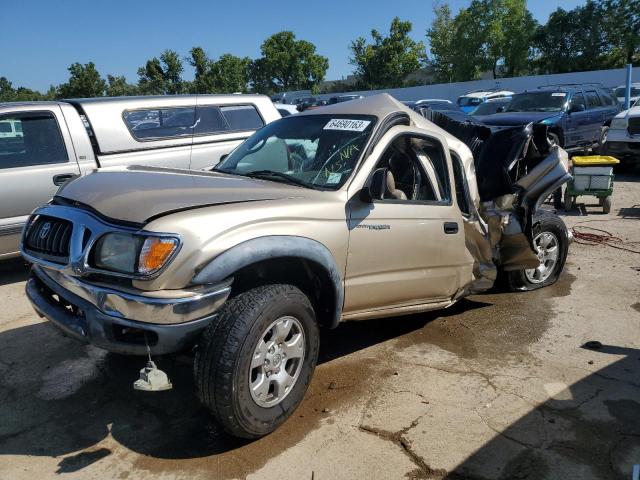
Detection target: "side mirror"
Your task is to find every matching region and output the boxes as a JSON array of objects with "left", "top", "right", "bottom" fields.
[
  {"left": 360, "top": 168, "right": 387, "bottom": 203},
  {"left": 496, "top": 106, "right": 505, "bottom": 113},
  {"left": 569, "top": 103, "right": 586, "bottom": 113},
  {"left": 219, "top": 153, "right": 229, "bottom": 162}
]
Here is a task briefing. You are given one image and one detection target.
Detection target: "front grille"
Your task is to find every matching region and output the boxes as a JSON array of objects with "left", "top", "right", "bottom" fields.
[
  {"left": 629, "top": 117, "right": 640, "bottom": 135},
  {"left": 24, "top": 215, "right": 73, "bottom": 263}
]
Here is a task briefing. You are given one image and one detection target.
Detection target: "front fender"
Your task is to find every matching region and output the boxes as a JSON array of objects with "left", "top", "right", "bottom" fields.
[{"left": 193, "top": 235, "right": 344, "bottom": 328}]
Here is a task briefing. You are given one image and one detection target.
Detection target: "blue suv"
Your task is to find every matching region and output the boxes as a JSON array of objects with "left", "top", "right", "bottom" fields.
[{"left": 480, "top": 84, "right": 621, "bottom": 150}]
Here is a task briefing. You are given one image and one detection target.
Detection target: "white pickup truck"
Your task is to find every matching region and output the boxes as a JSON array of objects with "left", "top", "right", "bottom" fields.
[{"left": 0, "top": 94, "right": 280, "bottom": 258}]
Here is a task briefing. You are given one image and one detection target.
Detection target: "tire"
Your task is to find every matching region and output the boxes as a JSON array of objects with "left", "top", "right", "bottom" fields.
[
  {"left": 563, "top": 188, "right": 574, "bottom": 211},
  {"left": 194, "top": 284, "right": 319, "bottom": 439},
  {"left": 547, "top": 132, "right": 561, "bottom": 148},
  {"left": 507, "top": 211, "right": 569, "bottom": 291},
  {"left": 602, "top": 195, "right": 612, "bottom": 214},
  {"left": 599, "top": 126, "right": 609, "bottom": 152}
]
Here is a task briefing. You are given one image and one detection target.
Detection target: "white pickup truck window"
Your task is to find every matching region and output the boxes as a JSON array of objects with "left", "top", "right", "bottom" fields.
[
  {"left": 0, "top": 113, "right": 68, "bottom": 169},
  {"left": 124, "top": 107, "right": 196, "bottom": 140}
]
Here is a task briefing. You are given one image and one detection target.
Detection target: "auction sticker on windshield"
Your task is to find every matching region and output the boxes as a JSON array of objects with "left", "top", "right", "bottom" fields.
[
  {"left": 324, "top": 119, "right": 371, "bottom": 132},
  {"left": 551, "top": 93, "right": 567, "bottom": 97}
]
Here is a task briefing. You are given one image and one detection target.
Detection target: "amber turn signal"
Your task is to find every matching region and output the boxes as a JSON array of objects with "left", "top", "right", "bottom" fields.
[{"left": 138, "top": 237, "right": 179, "bottom": 275}]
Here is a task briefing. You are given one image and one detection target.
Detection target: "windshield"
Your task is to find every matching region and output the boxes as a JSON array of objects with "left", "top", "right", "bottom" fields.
[
  {"left": 458, "top": 96, "right": 483, "bottom": 107},
  {"left": 471, "top": 100, "right": 508, "bottom": 115},
  {"left": 215, "top": 114, "right": 377, "bottom": 190},
  {"left": 505, "top": 92, "right": 568, "bottom": 112},
  {"left": 615, "top": 87, "right": 640, "bottom": 98}
]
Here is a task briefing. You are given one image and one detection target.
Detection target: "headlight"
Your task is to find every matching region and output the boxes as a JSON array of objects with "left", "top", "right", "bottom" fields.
[
  {"left": 610, "top": 117, "right": 628, "bottom": 130},
  {"left": 93, "top": 233, "right": 179, "bottom": 276}
]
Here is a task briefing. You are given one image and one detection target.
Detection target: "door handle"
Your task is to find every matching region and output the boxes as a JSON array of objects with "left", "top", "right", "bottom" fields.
[
  {"left": 444, "top": 222, "right": 459, "bottom": 234},
  {"left": 52, "top": 173, "right": 78, "bottom": 186}
]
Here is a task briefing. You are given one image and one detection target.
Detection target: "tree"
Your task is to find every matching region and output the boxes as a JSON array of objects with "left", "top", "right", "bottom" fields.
[
  {"left": 427, "top": 0, "right": 536, "bottom": 81},
  {"left": 601, "top": 0, "right": 640, "bottom": 66},
  {"left": 534, "top": 1, "right": 610, "bottom": 73},
  {"left": 189, "top": 47, "right": 251, "bottom": 93},
  {"left": 106, "top": 75, "right": 137, "bottom": 96},
  {"left": 427, "top": 4, "right": 457, "bottom": 83},
  {"left": 137, "top": 49, "right": 185, "bottom": 95},
  {"left": 57, "top": 62, "right": 106, "bottom": 98},
  {"left": 213, "top": 54, "right": 251, "bottom": 93},
  {"left": 350, "top": 17, "right": 427, "bottom": 89},
  {"left": 251, "top": 31, "right": 329, "bottom": 92}
]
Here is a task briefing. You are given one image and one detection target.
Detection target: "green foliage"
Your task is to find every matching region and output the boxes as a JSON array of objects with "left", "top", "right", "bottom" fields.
[
  {"left": 601, "top": 0, "right": 640, "bottom": 65},
  {"left": 427, "top": 0, "right": 536, "bottom": 82},
  {"left": 0, "top": 77, "right": 55, "bottom": 102},
  {"left": 251, "top": 31, "right": 329, "bottom": 93},
  {"left": 350, "top": 17, "right": 427, "bottom": 89},
  {"left": 106, "top": 75, "right": 137, "bottom": 96},
  {"left": 57, "top": 62, "right": 106, "bottom": 98},
  {"left": 426, "top": 4, "right": 457, "bottom": 83},
  {"left": 189, "top": 47, "right": 251, "bottom": 93},
  {"left": 137, "top": 50, "right": 185, "bottom": 95}
]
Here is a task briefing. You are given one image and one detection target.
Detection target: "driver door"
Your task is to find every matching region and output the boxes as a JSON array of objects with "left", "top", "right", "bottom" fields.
[{"left": 343, "top": 128, "right": 471, "bottom": 317}]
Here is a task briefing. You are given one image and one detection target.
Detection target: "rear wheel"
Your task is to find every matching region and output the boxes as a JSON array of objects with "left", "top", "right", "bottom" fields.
[
  {"left": 507, "top": 212, "right": 569, "bottom": 291},
  {"left": 598, "top": 126, "right": 609, "bottom": 153},
  {"left": 563, "top": 189, "right": 574, "bottom": 211},
  {"left": 602, "top": 195, "right": 612, "bottom": 214},
  {"left": 194, "top": 284, "right": 319, "bottom": 438}
]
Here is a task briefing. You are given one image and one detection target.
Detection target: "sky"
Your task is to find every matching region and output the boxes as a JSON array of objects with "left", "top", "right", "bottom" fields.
[{"left": 0, "top": 0, "right": 586, "bottom": 92}]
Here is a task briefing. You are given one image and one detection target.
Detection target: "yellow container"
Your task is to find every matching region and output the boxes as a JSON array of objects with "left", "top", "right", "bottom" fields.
[{"left": 572, "top": 155, "right": 620, "bottom": 166}]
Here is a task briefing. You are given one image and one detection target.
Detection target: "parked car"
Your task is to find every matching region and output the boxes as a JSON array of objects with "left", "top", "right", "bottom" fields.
[
  {"left": 405, "top": 99, "right": 471, "bottom": 123},
  {"left": 614, "top": 83, "right": 640, "bottom": 105},
  {"left": 479, "top": 84, "right": 621, "bottom": 150},
  {"left": 274, "top": 103, "right": 299, "bottom": 117},
  {"left": 456, "top": 89, "right": 514, "bottom": 113},
  {"left": 294, "top": 97, "right": 318, "bottom": 111},
  {"left": 21, "top": 94, "right": 571, "bottom": 439},
  {"left": 602, "top": 104, "right": 640, "bottom": 166},
  {"left": 328, "top": 94, "right": 364, "bottom": 104},
  {"left": 469, "top": 97, "right": 512, "bottom": 119},
  {"left": 270, "top": 90, "right": 313, "bottom": 105},
  {"left": 0, "top": 94, "right": 279, "bottom": 259},
  {"left": 304, "top": 99, "right": 328, "bottom": 111}
]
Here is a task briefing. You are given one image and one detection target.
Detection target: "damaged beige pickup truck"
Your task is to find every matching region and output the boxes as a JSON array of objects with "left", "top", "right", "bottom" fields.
[{"left": 21, "top": 94, "right": 571, "bottom": 438}]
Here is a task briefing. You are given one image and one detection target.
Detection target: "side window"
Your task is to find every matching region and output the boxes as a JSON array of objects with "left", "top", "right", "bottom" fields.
[
  {"left": 123, "top": 107, "right": 195, "bottom": 140},
  {"left": 450, "top": 151, "right": 470, "bottom": 215},
  {"left": 374, "top": 134, "right": 451, "bottom": 204},
  {"left": 0, "top": 113, "right": 68, "bottom": 169},
  {"left": 194, "top": 105, "right": 229, "bottom": 135},
  {"left": 600, "top": 90, "right": 616, "bottom": 107},
  {"left": 570, "top": 92, "right": 586, "bottom": 111},
  {"left": 585, "top": 91, "right": 602, "bottom": 109},
  {"left": 220, "top": 105, "right": 264, "bottom": 131}
]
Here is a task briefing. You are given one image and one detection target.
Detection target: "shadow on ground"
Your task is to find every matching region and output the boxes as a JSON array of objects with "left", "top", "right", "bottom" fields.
[
  {"left": 0, "top": 271, "right": 636, "bottom": 479},
  {"left": 442, "top": 343, "right": 640, "bottom": 480},
  {"left": 0, "top": 257, "right": 30, "bottom": 286},
  {"left": 0, "top": 291, "right": 490, "bottom": 478}
]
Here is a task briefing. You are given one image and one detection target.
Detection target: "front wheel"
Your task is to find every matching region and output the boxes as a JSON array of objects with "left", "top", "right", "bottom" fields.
[
  {"left": 507, "top": 212, "right": 569, "bottom": 291},
  {"left": 194, "top": 284, "right": 319, "bottom": 438}
]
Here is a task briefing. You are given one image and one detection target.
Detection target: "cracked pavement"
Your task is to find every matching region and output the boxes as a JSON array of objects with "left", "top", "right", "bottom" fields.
[{"left": 0, "top": 175, "right": 639, "bottom": 479}]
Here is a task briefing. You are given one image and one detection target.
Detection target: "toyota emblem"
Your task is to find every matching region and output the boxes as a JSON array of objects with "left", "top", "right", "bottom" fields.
[{"left": 39, "top": 222, "right": 51, "bottom": 239}]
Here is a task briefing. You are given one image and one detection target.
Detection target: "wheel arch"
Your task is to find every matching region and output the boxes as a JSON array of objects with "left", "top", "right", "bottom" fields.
[{"left": 193, "top": 236, "right": 344, "bottom": 329}]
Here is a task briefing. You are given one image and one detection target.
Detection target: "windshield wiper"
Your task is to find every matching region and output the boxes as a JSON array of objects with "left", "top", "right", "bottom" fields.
[{"left": 244, "top": 170, "right": 310, "bottom": 188}]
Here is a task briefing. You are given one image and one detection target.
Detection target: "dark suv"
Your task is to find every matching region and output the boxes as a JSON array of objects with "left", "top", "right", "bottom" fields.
[{"left": 480, "top": 84, "right": 620, "bottom": 150}]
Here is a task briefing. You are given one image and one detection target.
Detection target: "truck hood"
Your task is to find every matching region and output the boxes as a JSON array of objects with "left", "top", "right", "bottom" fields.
[
  {"left": 479, "top": 111, "right": 560, "bottom": 127},
  {"left": 55, "top": 166, "right": 305, "bottom": 224}
]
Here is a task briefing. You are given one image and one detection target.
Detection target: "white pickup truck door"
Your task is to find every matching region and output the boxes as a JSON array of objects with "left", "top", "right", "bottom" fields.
[
  {"left": 0, "top": 107, "right": 80, "bottom": 257},
  {"left": 343, "top": 127, "right": 471, "bottom": 316}
]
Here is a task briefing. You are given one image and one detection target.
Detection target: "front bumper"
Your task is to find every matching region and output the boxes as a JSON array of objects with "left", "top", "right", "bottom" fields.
[
  {"left": 26, "top": 266, "right": 230, "bottom": 355},
  {"left": 602, "top": 141, "right": 640, "bottom": 163}
]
